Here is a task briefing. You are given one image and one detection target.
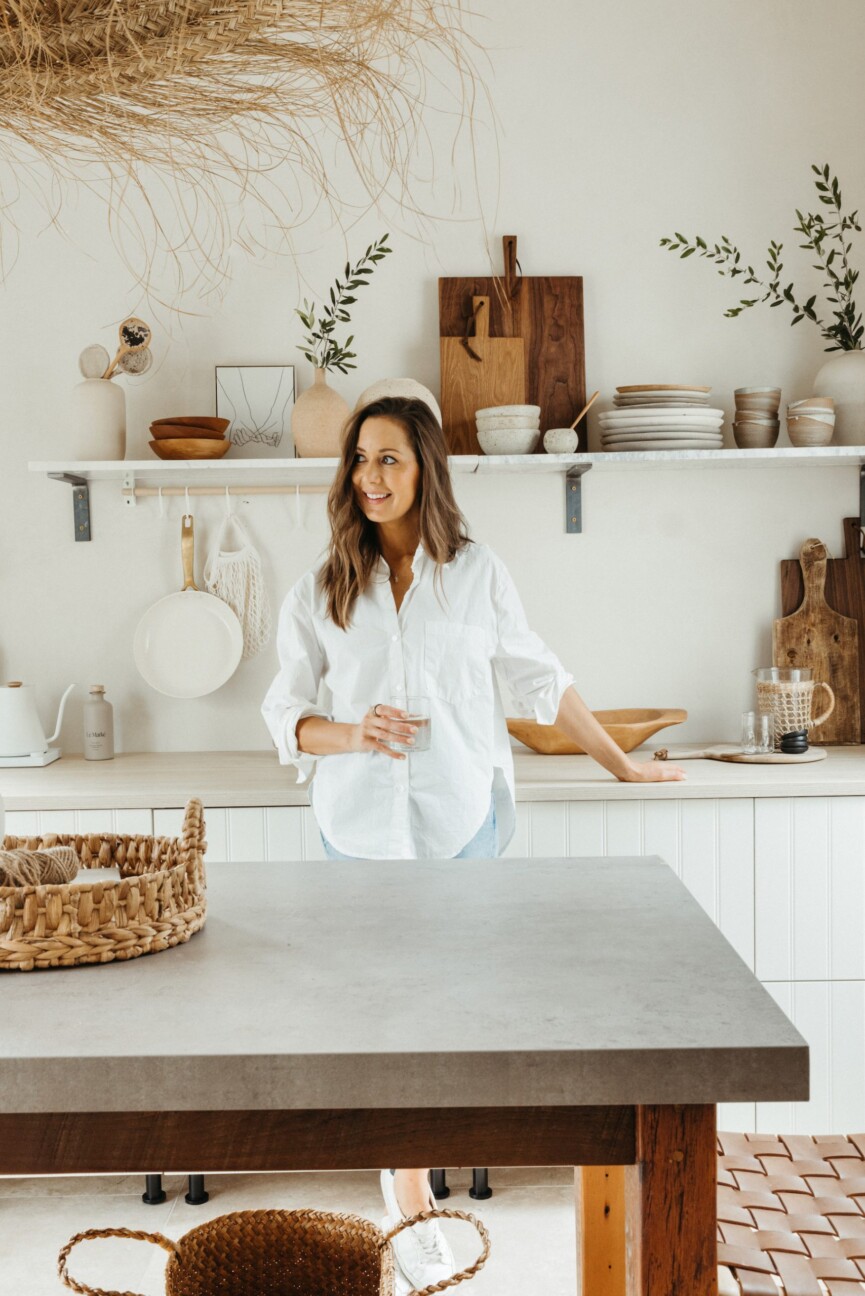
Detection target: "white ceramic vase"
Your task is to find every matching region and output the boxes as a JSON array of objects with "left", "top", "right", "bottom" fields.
[
  {"left": 813, "top": 349, "right": 865, "bottom": 445},
  {"left": 355, "top": 378, "right": 443, "bottom": 427},
  {"left": 292, "top": 368, "right": 351, "bottom": 458},
  {"left": 70, "top": 378, "right": 126, "bottom": 459}
]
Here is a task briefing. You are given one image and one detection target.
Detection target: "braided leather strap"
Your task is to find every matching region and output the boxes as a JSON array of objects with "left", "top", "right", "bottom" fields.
[{"left": 381, "top": 1207, "right": 491, "bottom": 1294}]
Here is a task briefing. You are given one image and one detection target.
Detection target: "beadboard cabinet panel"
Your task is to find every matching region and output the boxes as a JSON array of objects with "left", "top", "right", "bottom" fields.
[
  {"left": 756, "top": 797, "right": 865, "bottom": 983},
  {"left": 718, "top": 1103, "right": 757, "bottom": 1134},
  {"left": 3, "top": 807, "right": 154, "bottom": 837},
  {"left": 756, "top": 981, "right": 865, "bottom": 1134},
  {"left": 264, "top": 807, "right": 304, "bottom": 863},
  {"left": 526, "top": 800, "right": 568, "bottom": 857}
]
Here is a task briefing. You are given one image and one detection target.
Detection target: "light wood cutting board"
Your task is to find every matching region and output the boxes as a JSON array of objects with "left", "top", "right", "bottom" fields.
[
  {"left": 781, "top": 518, "right": 865, "bottom": 741},
  {"left": 439, "top": 235, "right": 586, "bottom": 451},
  {"left": 774, "top": 538, "right": 859, "bottom": 745},
  {"left": 440, "top": 295, "right": 525, "bottom": 454}
]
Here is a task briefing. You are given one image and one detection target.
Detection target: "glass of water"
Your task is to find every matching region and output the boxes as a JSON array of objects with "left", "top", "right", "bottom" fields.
[
  {"left": 390, "top": 695, "right": 431, "bottom": 753},
  {"left": 741, "top": 710, "right": 774, "bottom": 754}
]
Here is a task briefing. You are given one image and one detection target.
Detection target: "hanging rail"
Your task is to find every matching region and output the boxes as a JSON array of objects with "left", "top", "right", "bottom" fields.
[{"left": 123, "top": 484, "right": 329, "bottom": 502}]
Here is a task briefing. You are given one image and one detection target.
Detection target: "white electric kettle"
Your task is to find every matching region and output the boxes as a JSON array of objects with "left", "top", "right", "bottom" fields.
[{"left": 0, "top": 681, "right": 76, "bottom": 766}]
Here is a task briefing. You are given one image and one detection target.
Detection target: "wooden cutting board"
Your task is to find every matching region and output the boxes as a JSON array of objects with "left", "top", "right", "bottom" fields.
[
  {"left": 439, "top": 235, "right": 586, "bottom": 452},
  {"left": 440, "top": 295, "right": 525, "bottom": 454},
  {"left": 782, "top": 517, "right": 865, "bottom": 741},
  {"left": 774, "top": 537, "right": 859, "bottom": 745},
  {"left": 655, "top": 745, "right": 827, "bottom": 764}
]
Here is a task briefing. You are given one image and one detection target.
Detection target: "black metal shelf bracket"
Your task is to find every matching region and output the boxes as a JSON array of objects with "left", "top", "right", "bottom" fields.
[
  {"left": 47, "top": 473, "right": 91, "bottom": 542},
  {"left": 565, "top": 464, "right": 592, "bottom": 534}
]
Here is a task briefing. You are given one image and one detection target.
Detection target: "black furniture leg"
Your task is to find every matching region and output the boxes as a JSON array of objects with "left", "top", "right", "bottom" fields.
[
  {"left": 429, "top": 1169, "right": 450, "bottom": 1199},
  {"left": 469, "top": 1168, "right": 492, "bottom": 1200},
  {"left": 142, "top": 1174, "right": 166, "bottom": 1205},
  {"left": 185, "top": 1174, "right": 209, "bottom": 1205}
]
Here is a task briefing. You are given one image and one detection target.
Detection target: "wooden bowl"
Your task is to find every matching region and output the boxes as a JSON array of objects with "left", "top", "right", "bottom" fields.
[
  {"left": 507, "top": 708, "right": 688, "bottom": 755},
  {"left": 152, "top": 430, "right": 226, "bottom": 445},
  {"left": 151, "top": 416, "right": 230, "bottom": 432},
  {"left": 149, "top": 437, "right": 232, "bottom": 460}
]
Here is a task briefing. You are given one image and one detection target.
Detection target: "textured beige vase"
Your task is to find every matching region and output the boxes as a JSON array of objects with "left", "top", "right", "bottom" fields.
[
  {"left": 292, "top": 368, "right": 350, "bottom": 458},
  {"left": 813, "top": 349, "right": 865, "bottom": 445}
]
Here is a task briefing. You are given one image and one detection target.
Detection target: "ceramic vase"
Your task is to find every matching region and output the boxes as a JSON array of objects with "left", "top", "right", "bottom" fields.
[
  {"left": 292, "top": 368, "right": 350, "bottom": 457},
  {"left": 813, "top": 349, "right": 865, "bottom": 445},
  {"left": 70, "top": 378, "right": 126, "bottom": 460}
]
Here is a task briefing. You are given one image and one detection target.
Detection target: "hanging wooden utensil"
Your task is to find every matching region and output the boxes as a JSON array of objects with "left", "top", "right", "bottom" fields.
[
  {"left": 781, "top": 517, "right": 865, "bottom": 741},
  {"left": 439, "top": 235, "right": 586, "bottom": 450},
  {"left": 773, "top": 538, "right": 859, "bottom": 744},
  {"left": 439, "top": 295, "right": 525, "bottom": 454}
]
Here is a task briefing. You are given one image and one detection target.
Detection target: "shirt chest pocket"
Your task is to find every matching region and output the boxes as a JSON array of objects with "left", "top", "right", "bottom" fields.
[{"left": 423, "top": 621, "right": 491, "bottom": 705}]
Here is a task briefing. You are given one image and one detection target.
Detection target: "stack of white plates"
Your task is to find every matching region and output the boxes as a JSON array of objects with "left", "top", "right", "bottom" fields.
[{"left": 601, "top": 385, "right": 723, "bottom": 451}]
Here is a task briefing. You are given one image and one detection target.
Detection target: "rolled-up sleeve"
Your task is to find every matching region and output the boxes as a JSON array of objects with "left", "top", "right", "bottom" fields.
[
  {"left": 491, "top": 555, "right": 574, "bottom": 724},
  {"left": 261, "top": 575, "right": 330, "bottom": 782}
]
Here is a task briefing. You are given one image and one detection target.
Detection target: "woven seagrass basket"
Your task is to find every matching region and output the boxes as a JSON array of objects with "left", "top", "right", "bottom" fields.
[
  {"left": 0, "top": 797, "right": 206, "bottom": 971},
  {"left": 58, "top": 1207, "right": 490, "bottom": 1296}
]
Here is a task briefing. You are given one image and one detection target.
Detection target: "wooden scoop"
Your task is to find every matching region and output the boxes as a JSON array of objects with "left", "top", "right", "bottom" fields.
[{"left": 102, "top": 317, "right": 152, "bottom": 380}]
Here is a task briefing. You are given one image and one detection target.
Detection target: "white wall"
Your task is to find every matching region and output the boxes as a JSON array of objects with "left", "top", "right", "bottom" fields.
[{"left": 1, "top": 0, "right": 864, "bottom": 755}]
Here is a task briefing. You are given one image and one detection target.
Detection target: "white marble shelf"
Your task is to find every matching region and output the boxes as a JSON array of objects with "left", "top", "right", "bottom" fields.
[{"left": 28, "top": 445, "right": 865, "bottom": 486}]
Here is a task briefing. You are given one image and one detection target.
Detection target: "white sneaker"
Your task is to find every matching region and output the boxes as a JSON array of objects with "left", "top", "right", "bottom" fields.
[{"left": 380, "top": 1168, "right": 455, "bottom": 1292}]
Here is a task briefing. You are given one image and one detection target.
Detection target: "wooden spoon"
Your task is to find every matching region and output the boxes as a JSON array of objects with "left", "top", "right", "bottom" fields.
[
  {"left": 569, "top": 389, "right": 600, "bottom": 429},
  {"left": 101, "top": 317, "right": 152, "bottom": 380}
]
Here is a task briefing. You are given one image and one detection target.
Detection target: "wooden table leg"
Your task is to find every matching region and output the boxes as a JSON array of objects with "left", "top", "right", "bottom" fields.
[
  {"left": 576, "top": 1165, "right": 626, "bottom": 1296},
  {"left": 626, "top": 1104, "right": 717, "bottom": 1296}
]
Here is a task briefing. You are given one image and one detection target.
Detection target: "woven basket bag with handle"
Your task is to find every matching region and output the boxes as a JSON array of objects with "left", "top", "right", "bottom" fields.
[
  {"left": 58, "top": 1206, "right": 490, "bottom": 1296},
  {"left": 0, "top": 797, "right": 206, "bottom": 970}
]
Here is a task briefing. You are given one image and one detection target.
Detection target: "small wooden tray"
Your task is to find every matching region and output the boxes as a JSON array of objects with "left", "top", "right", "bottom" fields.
[{"left": 654, "top": 745, "right": 827, "bottom": 764}]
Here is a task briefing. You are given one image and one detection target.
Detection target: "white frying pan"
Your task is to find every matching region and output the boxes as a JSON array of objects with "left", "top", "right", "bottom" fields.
[{"left": 134, "top": 515, "right": 243, "bottom": 698}]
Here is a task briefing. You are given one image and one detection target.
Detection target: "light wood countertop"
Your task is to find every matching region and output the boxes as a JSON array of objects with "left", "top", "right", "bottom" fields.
[{"left": 2, "top": 746, "right": 865, "bottom": 810}]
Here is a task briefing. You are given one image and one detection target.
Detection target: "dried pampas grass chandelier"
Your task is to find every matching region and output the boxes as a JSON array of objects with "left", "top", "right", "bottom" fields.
[{"left": 0, "top": 0, "right": 485, "bottom": 297}]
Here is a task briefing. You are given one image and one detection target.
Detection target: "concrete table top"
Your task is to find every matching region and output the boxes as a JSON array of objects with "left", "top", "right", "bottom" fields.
[{"left": 2, "top": 857, "right": 808, "bottom": 1114}]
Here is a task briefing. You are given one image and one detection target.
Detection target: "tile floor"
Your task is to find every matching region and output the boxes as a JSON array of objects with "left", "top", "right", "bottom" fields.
[{"left": 0, "top": 1166, "right": 576, "bottom": 1295}]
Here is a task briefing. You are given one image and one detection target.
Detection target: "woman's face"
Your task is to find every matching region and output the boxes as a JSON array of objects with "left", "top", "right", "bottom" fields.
[{"left": 352, "top": 416, "right": 421, "bottom": 527}]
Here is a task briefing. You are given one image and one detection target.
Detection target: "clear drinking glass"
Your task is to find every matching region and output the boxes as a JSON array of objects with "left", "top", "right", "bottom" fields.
[
  {"left": 741, "top": 710, "right": 774, "bottom": 754},
  {"left": 389, "top": 695, "right": 431, "bottom": 753}
]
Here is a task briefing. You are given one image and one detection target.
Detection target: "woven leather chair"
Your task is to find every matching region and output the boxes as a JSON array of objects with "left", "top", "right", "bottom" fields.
[{"left": 717, "top": 1132, "right": 865, "bottom": 1294}]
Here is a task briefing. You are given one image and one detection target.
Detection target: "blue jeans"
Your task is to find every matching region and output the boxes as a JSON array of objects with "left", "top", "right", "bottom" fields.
[{"left": 321, "top": 794, "right": 498, "bottom": 861}]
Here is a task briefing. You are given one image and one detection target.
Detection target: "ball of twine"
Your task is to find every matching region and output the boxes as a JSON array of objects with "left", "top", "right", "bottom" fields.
[{"left": 0, "top": 846, "right": 80, "bottom": 888}]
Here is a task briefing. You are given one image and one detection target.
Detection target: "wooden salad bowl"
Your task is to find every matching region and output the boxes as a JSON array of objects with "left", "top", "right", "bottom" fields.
[
  {"left": 149, "top": 437, "right": 232, "bottom": 460},
  {"left": 507, "top": 708, "right": 688, "bottom": 755}
]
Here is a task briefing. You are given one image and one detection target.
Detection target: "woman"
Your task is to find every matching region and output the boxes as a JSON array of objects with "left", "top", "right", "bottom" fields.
[{"left": 262, "top": 395, "right": 685, "bottom": 1293}]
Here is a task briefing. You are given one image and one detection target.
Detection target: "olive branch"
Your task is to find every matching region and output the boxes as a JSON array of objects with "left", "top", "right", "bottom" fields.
[
  {"left": 295, "top": 234, "right": 393, "bottom": 373},
  {"left": 660, "top": 165, "right": 863, "bottom": 351}
]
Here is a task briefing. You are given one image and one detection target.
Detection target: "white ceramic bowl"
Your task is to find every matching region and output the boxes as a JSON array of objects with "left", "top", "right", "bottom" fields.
[
  {"left": 475, "top": 404, "right": 541, "bottom": 419},
  {"left": 477, "top": 427, "right": 541, "bottom": 455},
  {"left": 543, "top": 428, "right": 579, "bottom": 453},
  {"left": 476, "top": 412, "right": 541, "bottom": 431}
]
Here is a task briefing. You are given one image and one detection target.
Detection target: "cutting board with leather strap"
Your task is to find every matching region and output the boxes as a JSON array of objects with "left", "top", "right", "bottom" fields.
[
  {"left": 439, "top": 295, "right": 525, "bottom": 454},
  {"left": 775, "top": 536, "right": 859, "bottom": 744},
  {"left": 781, "top": 517, "right": 865, "bottom": 741},
  {"left": 439, "top": 234, "right": 586, "bottom": 452}
]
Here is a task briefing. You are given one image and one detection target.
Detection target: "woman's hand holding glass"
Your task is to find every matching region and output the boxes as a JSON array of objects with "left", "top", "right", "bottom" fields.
[{"left": 351, "top": 705, "right": 417, "bottom": 760}]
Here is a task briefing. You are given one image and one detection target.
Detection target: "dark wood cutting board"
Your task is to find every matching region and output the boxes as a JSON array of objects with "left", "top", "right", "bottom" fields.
[
  {"left": 439, "top": 234, "right": 586, "bottom": 452},
  {"left": 440, "top": 295, "right": 525, "bottom": 454},
  {"left": 781, "top": 517, "right": 865, "bottom": 741},
  {"left": 775, "top": 536, "right": 859, "bottom": 744}
]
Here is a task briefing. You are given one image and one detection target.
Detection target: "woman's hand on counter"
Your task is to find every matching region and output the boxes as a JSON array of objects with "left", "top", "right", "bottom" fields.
[
  {"left": 618, "top": 759, "right": 687, "bottom": 783},
  {"left": 554, "top": 686, "right": 687, "bottom": 783}
]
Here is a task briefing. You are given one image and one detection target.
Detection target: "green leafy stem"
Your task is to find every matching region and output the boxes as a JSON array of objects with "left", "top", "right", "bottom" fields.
[
  {"left": 295, "top": 234, "right": 393, "bottom": 373},
  {"left": 660, "top": 165, "right": 863, "bottom": 351}
]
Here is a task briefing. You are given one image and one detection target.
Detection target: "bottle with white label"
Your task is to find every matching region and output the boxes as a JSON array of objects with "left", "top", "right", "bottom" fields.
[{"left": 83, "top": 685, "right": 114, "bottom": 760}]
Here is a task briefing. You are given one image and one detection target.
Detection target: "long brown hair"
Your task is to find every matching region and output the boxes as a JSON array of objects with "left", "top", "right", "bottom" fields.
[{"left": 320, "top": 396, "right": 470, "bottom": 628}]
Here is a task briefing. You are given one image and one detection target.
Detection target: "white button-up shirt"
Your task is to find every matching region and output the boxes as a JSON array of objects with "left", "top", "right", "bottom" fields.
[{"left": 261, "top": 541, "right": 573, "bottom": 859}]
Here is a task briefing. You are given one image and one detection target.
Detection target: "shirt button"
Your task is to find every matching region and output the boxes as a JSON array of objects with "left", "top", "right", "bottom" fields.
[
  {"left": 391, "top": 634, "right": 399, "bottom": 642},
  {"left": 395, "top": 683, "right": 404, "bottom": 693}
]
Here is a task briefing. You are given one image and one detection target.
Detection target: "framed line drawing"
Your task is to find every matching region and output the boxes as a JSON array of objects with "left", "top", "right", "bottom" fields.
[{"left": 215, "top": 365, "right": 296, "bottom": 457}]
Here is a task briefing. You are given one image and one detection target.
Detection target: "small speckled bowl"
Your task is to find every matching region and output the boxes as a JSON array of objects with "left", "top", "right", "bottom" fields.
[{"left": 543, "top": 427, "right": 579, "bottom": 453}]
